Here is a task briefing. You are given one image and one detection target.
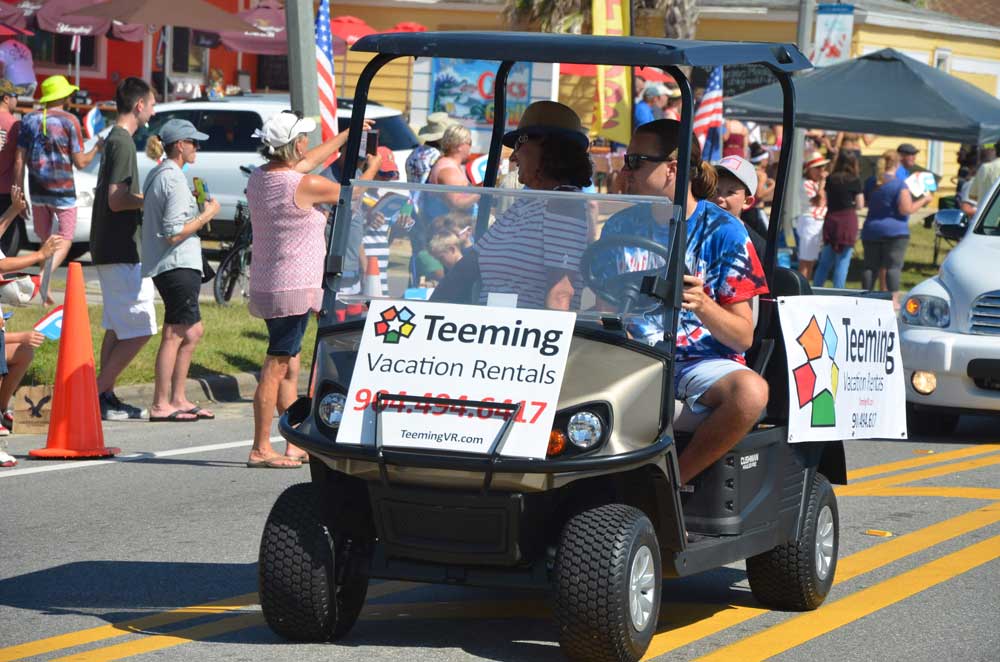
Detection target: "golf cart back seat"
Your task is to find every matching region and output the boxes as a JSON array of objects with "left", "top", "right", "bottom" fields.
[{"left": 674, "top": 268, "right": 813, "bottom": 536}]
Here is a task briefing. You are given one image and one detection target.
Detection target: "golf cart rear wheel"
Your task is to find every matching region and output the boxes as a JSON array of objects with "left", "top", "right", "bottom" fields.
[
  {"left": 746, "top": 473, "right": 838, "bottom": 610},
  {"left": 554, "top": 504, "right": 661, "bottom": 662},
  {"left": 258, "top": 482, "right": 370, "bottom": 641}
]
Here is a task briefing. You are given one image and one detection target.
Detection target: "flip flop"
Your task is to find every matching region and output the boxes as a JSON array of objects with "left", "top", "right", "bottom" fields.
[
  {"left": 149, "top": 410, "right": 199, "bottom": 423},
  {"left": 247, "top": 455, "right": 302, "bottom": 469},
  {"left": 186, "top": 406, "right": 215, "bottom": 420}
]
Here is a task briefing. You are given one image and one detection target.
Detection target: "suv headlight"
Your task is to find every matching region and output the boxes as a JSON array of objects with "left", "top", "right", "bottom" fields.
[
  {"left": 901, "top": 295, "right": 950, "bottom": 328},
  {"left": 317, "top": 392, "right": 346, "bottom": 427}
]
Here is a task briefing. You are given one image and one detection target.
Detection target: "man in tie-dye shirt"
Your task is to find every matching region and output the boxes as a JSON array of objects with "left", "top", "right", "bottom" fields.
[{"left": 596, "top": 119, "right": 769, "bottom": 486}]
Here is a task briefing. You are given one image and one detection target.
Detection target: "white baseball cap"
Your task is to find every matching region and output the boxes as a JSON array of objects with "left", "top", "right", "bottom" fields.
[
  {"left": 715, "top": 155, "right": 759, "bottom": 195},
  {"left": 253, "top": 110, "right": 317, "bottom": 151}
]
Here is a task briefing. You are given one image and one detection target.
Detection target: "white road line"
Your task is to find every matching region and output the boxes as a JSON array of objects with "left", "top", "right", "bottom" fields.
[{"left": 0, "top": 437, "right": 284, "bottom": 479}]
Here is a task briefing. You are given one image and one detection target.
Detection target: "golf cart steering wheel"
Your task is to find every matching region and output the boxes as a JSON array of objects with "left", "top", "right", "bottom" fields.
[{"left": 581, "top": 234, "right": 673, "bottom": 314}]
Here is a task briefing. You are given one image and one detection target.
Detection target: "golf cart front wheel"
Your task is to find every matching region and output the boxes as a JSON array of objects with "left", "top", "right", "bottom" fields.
[
  {"left": 258, "top": 482, "right": 370, "bottom": 641},
  {"left": 746, "top": 472, "right": 838, "bottom": 610},
  {"left": 554, "top": 504, "right": 661, "bottom": 662}
]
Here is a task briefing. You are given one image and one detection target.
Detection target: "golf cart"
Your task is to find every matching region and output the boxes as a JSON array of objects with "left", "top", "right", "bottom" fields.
[{"left": 258, "top": 33, "right": 847, "bottom": 662}]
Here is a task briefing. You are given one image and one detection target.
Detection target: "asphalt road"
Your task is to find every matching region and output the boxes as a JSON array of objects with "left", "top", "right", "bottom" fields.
[{"left": 1, "top": 409, "right": 998, "bottom": 662}]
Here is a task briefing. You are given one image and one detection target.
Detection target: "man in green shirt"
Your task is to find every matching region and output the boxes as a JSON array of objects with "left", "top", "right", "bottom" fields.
[{"left": 90, "top": 77, "right": 157, "bottom": 420}]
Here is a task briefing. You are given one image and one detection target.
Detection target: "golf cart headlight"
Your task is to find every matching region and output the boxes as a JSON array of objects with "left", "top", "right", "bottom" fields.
[
  {"left": 901, "top": 295, "right": 950, "bottom": 328},
  {"left": 567, "top": 411, "right": 603, "bottom": 449},
  {"left": 318, "top": 392, "right": 346, "bottom": 426}
]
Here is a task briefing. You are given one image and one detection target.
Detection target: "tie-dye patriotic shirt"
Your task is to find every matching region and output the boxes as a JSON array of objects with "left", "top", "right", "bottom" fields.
[{"left": 598, "top": 199, "right": 768, "bottom": 362}]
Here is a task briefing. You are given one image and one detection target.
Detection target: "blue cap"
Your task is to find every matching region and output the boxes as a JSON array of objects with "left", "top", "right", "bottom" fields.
[{"left": 158, "top": 119, "right": 208, "bottom": 145}]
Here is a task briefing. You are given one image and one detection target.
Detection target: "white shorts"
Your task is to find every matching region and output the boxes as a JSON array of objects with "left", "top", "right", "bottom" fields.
[
  {"left": 675, "top": 358, "right": 752, "bottom": 415},
  {"left": 96, "top": 264, "right": 158, "bottom": 340},
  {"left": 795, "top": 215, "right": 823, "bottom": 261}
]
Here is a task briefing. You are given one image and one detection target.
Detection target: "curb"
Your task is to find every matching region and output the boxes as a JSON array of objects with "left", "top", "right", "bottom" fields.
[{"left": 12, "top": 370, "right": 311, "bottom": 432}]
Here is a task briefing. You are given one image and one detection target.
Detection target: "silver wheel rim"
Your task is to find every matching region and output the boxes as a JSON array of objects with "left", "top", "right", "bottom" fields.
[
  {"left": 815, "top": 505, "right": 835, "bottom": 581},
  {"left": 629, "top": 545, "right": 656, "bottom": 631}
]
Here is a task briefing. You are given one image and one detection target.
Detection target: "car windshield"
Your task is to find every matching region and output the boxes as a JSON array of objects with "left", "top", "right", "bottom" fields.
[
  {"left": 976, "top": 186, "right": 1000, "bottom": 236},
  {"left": 332, "top": 180, "right": 678, "bottom": 338}
]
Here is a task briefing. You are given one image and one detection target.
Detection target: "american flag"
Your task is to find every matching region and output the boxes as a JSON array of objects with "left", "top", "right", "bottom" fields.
[
  {"left": 315, "top": 0, "right": 338, "bottom": 145},
  {"left": 693, "top": 66, "right": 724, "bottom": 162}
]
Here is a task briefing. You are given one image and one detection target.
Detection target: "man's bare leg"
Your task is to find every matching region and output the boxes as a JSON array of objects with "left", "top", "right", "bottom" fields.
[{"left": 678, "top": 370, "right": 769, "bottom": 485}]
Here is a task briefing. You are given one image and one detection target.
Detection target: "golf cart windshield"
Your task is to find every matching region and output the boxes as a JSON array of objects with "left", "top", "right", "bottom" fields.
[{"left": 332, "top": 180, "right": 679, "bottom": 335}]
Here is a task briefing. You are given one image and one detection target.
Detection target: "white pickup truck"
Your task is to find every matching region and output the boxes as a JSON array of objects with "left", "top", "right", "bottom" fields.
[{"left": 900, "top": 176, "right": 1000, "bottom": 434}]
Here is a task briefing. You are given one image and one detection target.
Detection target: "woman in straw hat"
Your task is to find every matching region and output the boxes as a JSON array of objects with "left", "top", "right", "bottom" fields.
[
  {"left": 795, "top": 150, "right": 830, "bottom": 279},
  {"left": 435, "top": 100, "right": 593, "bottom": 310}
]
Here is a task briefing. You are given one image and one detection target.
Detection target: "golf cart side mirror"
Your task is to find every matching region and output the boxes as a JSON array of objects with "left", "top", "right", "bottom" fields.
[{"left": 934, "top": 209, "right": 968, "bottom": 241}]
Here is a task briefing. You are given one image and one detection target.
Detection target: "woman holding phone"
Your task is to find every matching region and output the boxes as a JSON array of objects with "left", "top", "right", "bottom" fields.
[{"left": 141, "top": 119, "right": 221, "bottom": 422}]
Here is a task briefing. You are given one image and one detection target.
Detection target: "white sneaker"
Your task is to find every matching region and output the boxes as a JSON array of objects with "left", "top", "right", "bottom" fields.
[{"left": 0, "top": 450, "right": 17, "bottom": 467}]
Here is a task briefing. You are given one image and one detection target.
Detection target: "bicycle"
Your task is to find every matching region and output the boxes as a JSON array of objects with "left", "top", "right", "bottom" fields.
[{"left": 213, "top": 199, "right": 252, "bottom": 305}]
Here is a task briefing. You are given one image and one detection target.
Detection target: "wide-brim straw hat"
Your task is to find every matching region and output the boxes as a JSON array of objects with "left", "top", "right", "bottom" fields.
[
  {"left": 502, "top": 100, "right": 589, "bottom": 149},
  {"left": 417, "top": 112, "right": 458, "bottom": 143}
]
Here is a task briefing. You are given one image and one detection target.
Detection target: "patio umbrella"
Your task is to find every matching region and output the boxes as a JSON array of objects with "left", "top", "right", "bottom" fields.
[
  {"left": 0, "top": 22, "right": 32, "bottom": 36},
  {"left": 219, "top": 0, "right": 287, "bottom": 56},
  {"left": 725, "top": 48, "right": 1000, "bottom": 144},
  {"left": 390, "top": 22, "right": 426, "bottom": 33},
  {"left": 330, "top": 15, "right": 375, "bottom": 90}
]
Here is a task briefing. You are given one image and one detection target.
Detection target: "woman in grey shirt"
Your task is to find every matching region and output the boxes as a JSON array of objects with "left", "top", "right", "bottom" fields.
[{"left": 141, "top": 119, "right": 220, "bottom": 422}]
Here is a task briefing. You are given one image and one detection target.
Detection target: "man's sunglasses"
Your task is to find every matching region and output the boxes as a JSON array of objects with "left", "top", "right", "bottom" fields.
[{"left": 623, "top": 153, "right": 673, "bottom": 170}]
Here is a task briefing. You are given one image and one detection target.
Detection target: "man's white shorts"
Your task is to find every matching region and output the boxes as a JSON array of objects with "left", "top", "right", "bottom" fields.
[
  {"left": 795, "top": 215, "right": 823, "bottom": 262},
  {"left": 96, "top": 264, "right": 157, "bottom": 340}
]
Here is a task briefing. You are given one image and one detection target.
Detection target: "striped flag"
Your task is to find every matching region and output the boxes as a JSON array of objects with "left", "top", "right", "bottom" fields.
[
  {"left": 693, "top": 66, "right": 724, "bottom": 162},
  {"left": 315, "top": 0, "right": 338, "bottom": 148}
]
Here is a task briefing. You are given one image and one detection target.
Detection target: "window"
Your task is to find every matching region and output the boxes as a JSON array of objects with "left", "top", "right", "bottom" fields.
[
  {"left": 193, "top": 110, "right": 263, "bottom": 153},
  {"left": 26, "top": 33, "right": 96, "bottom": 68},
  {"left": 171, "top": 28, "right": 206, "bottom": 75},
  {"left": 257, "top": 54, "right": 289, "bottom": 91}
]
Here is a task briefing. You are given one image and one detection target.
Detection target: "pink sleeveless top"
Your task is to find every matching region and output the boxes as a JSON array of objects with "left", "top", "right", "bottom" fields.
[{"left": 246, "top": 167, "right": 327, "bottom": 319}]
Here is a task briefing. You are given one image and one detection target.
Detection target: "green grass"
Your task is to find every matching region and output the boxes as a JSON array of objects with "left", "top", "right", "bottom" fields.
[{"left": 5, "top": 302, "right": 316, "bottom": 389}]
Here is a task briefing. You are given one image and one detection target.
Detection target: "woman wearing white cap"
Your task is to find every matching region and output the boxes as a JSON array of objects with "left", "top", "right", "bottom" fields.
[
  {"left": 246, "top": 111, "right": 371, "bottom": 468},
  {"left": 796, "top": 151, "right": 830, "bottom": 280}
]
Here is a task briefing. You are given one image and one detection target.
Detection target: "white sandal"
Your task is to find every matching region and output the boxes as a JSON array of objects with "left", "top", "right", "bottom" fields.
[{"left": 0, "top": 450, "right": 16, "bottom": 467}]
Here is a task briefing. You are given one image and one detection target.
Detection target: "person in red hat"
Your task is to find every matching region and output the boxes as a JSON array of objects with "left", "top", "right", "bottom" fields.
[{"left": 796, "top": 151, "right": 830, "bottom": 280}]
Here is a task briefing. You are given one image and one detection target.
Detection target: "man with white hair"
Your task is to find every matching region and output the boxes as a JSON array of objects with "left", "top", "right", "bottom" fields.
[{"left": 634, "top": 82, "right": 668, "bottom": 128}]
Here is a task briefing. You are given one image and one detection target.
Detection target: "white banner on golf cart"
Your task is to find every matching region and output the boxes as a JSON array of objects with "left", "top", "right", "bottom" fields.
[
  {"left": 338, "top": 300, "right": 576, "bottom": 459},
  {"left": 778, "top": 296, "right": 907, "bottom": 443}
]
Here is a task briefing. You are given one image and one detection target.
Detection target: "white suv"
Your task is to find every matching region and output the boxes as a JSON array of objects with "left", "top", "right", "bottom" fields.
[
  {"left": 10, "top": 95, "right": 418, "bottom": 251},
  {"left": 899, "top": 176, "right": 1000, "bottom": 434}
]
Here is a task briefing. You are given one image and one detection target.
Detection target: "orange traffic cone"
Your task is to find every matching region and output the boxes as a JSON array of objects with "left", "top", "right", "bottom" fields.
[
  {"left": 363, "top": 255, "right": 381, "bottom": 297},
  {"left": 30, "top": 262, "right": 119, "bottom": 459}
]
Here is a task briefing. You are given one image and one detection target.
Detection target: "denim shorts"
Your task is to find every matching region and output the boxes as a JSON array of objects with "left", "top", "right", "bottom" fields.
[
  {"left": 264, "top": 312, "right": 312, "bottom": 357},
  {"left": 675, "top": 358, "right": 751, "bottom": 415},
  {"left": 0, "top": 330, "right": 7, "bottom": 376}
]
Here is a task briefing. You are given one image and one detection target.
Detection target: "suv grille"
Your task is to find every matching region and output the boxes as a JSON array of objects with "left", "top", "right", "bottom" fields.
[{"left": 971, "top": 291, "right": 1000, "bottom": 335}]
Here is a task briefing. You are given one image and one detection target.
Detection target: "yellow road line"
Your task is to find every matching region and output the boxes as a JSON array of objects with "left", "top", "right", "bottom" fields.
[
  {"left": 846, "top": 444, "right": 1000, "bottom": 481},
  {"left": 641, "top": 502, "right": 1000, "bottom": 659},
  {"left": 0, "top": 593, "right": 258, "bottom": 662},
  {"left": 0, "top": 581, "right": 414, "bottom": 662},
  {"left": 838, "top": 454, "right": 1000, "bottom": 496},
  {"left": 864, "top": 486, "right": 1000, "bottom": 500},
  {"left": 692, "top": 534, "right": 1000, "bottom": 662},
  {"left": 51, "top": 614, "right": 265, "bottom": 662}
]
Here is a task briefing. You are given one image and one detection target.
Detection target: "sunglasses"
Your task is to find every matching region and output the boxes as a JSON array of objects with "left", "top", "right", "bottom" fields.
[{"left": 623, "top": 153, "right": 673, "bottom": 170}]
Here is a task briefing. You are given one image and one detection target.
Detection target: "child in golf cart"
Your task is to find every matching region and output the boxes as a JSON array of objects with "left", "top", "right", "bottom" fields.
[{"left": 598, "top": 119, "right": 770, "bottom": 485}]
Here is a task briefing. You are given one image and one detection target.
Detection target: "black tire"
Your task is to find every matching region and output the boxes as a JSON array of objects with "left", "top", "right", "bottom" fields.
[
  {"left": 0, "top": 219, "right": 22, "bottom": 256},
  {"left": 747, "top": 473, "right": 838, "bottom": 611},
  {"left": 906, "top": 403, "right": 959, "bottom": 436},
  {"left": 554, "top": 504, "right": 661, "bottom": 662},
  {"left": 258, "top": 482, "right": 370, "bottom": 642},
  {"left": 213, "top": 246, "right": 250, "bottom": 305}
]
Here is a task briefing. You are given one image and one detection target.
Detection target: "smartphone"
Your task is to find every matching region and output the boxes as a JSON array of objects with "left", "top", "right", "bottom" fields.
[{"left": 358, "top": 130, "right": 379, "bottom": 158}]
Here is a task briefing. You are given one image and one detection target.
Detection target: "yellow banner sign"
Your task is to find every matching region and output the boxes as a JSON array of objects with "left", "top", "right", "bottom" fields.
[{"left": 592, "top": 0, "right": 632, "bottom": 144}]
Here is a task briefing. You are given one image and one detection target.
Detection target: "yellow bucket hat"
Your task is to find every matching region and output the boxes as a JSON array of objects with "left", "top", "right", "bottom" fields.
[{"left": 38, "top": 75, "right": 78, "bottom": 105}]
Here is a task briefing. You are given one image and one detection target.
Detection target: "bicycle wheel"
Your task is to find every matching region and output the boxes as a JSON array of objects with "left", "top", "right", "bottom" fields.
[{"left": 214, "top": 246, "right": 251, "bottom": 305}]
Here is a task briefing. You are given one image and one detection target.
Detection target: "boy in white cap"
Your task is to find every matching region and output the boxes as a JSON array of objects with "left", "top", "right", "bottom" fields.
[{"left": 714, "top": 155, "right": 766, "bottom": 260}]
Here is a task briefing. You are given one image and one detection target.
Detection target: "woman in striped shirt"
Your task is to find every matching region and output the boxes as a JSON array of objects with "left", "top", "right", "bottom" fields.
[{"left": 469, "top": 101, "right": 593, "bottom": 310}]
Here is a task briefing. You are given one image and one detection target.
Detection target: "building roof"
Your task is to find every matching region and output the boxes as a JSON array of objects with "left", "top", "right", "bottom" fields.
[
  {"left": 924, "top": 0, "right": 1000, "bottom": 28},
  {"left": 701, "top": 0, "right": 1000, "bottom": 42}
]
